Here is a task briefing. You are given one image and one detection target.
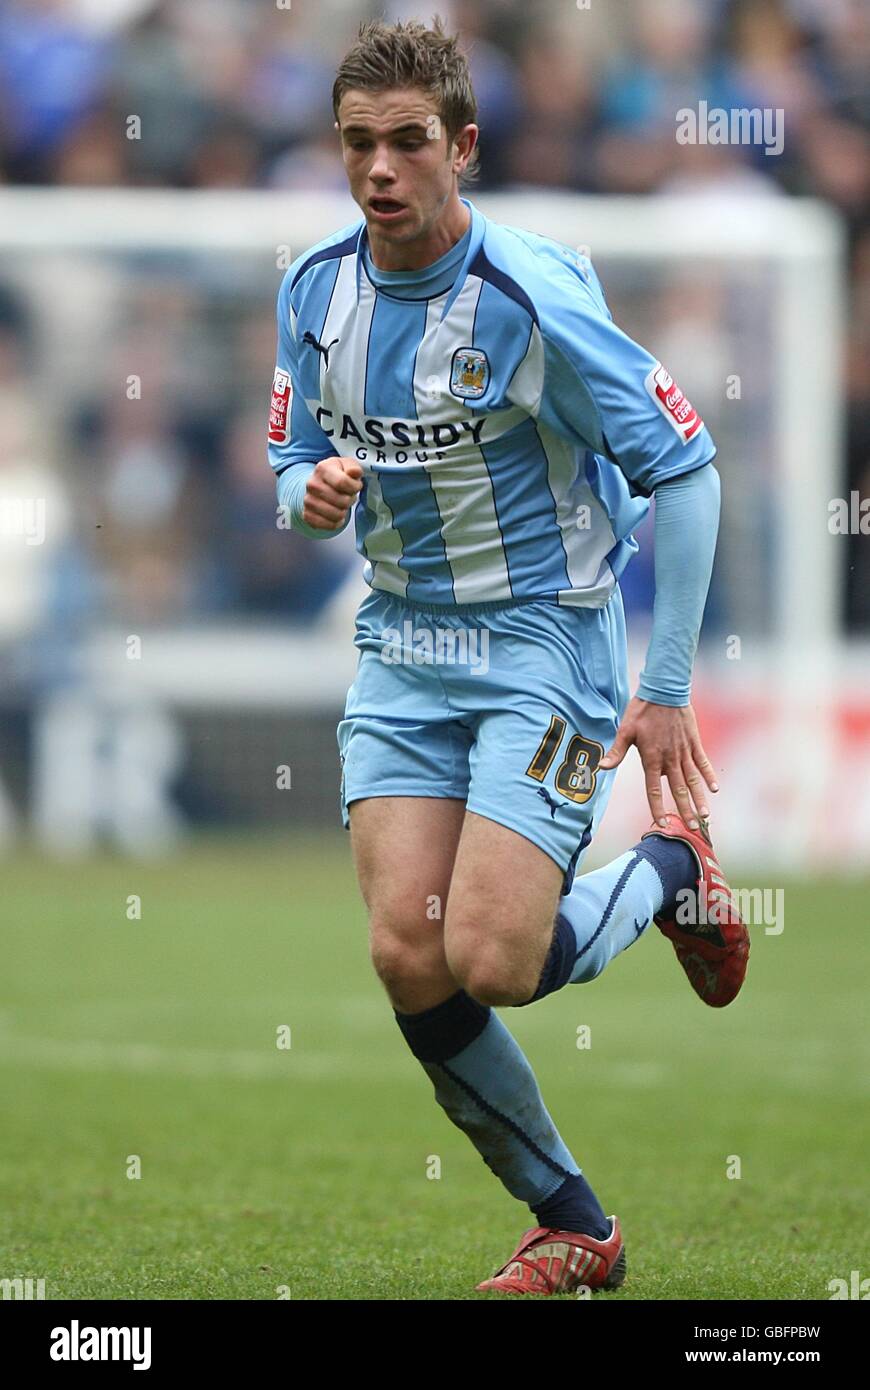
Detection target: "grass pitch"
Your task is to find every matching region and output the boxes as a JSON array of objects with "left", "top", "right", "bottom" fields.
[{"left": 1, "top": 833, "right": 867, "bottom": 1300}]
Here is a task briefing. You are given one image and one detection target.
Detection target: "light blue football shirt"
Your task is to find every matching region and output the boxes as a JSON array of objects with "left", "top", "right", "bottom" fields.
[{"left": 268, "top": 197, "right": 716, "bottom": 608}]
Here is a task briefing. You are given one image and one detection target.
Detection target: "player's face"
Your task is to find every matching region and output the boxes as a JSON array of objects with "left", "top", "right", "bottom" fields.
[{"left": 336, "top": 86, "right": 477, "bottom": 268}]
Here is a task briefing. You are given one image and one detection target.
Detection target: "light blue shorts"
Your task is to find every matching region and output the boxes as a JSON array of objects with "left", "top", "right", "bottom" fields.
[{"left": 337, "top": 587, "right": 630, "bottom": 894}]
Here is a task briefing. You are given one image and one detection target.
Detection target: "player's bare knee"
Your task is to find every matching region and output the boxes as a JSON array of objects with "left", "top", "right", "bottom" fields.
[
  {"left": 369, "top": 913, "right": 441, "bottom": 985},
  {"left": 369, "top": 926, "right": 411, "bottom": 985},
  {"left": 462, "top": 966, "right": 535, "bottom": 1008},
  {"left": 369, "top": 929, "right": 454, "bottom": 1013},
  {"left": 447, "top": 939, "right": 536, "bottom": 1007}
]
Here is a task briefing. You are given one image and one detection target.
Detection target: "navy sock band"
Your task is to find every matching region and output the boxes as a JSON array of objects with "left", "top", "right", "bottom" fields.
[
  {"left": 394, "top": 989, "right": 491, "bottom": 1063},
  {"left": 519, "top": 914, "right": 575, "bottom": 1006},
  {"left": 533, "top": 1172, "right": 611, "bottom": 1241},
  {"left": 633, "top": 837, "right": 697, "bottom": 917}
]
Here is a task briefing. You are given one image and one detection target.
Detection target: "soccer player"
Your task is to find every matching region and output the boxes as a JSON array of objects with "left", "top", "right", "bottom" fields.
[{"left": 267, "top": 18, "right": 749, "bottom": 1296}]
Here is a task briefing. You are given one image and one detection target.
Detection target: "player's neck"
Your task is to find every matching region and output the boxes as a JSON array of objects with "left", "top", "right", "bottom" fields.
[{"left": 366, "top": 197, "right": 471, "bottom": 273}]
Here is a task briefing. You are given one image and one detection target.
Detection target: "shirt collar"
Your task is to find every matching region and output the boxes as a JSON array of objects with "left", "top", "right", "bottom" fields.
[{"left": 353, "top": 197, "right": 484, "bottom": 319}]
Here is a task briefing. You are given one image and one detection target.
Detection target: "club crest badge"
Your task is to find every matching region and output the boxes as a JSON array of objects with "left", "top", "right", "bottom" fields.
[{"left": 450, "top": 347, "right": 490, "bottom": 400}]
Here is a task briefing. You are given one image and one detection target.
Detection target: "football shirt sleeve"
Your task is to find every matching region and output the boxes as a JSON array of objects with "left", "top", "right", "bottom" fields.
[
  {"left": 268, "top": 271, "right": 351, "bottom": 540},
  {"left": 636, "top": 462, "right": 721, "bottom": 706},
  {"left": 535, "top": 259, "right": 717, "bottom": 495}
]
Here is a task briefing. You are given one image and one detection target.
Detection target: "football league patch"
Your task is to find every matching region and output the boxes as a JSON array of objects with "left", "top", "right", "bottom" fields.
[
  {"left": 644, "top": 363, "right": 703, "bottom": 443},
  {"left": 268, "top": 367, "right": 292, "bottom": 444},
  {"left": 450, "top": 347, "right": 490, "bottom": 400}
]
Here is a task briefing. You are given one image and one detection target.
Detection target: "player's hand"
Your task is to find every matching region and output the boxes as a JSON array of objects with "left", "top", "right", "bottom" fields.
[
  {"left": 599, "top": 696, "right": 719, "bottom": 830},
  {"left": 302, "top": 456, "right": 364, "bottom": 530}
]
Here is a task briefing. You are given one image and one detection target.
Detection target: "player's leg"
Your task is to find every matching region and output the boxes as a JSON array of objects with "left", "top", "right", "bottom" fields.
[
  {"left": 348, "top": 794, "right": 463, "bottom": 1014},
  {"left": 388, "top": 805, "right": 611, "bottom": 1241},
  {"left": 349, "top": 791, "right": 608, "bottom": 1239},
  {"left": 345, "top": 746, "right": 609, "bottom": 1239}
]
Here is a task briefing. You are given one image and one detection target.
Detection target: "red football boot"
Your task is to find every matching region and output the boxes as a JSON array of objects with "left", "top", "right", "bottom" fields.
[
  {"left": 476, "top": 1217, "right": 626, "bottom": 1295},
  {"left": 641, "top": 812, "right": 750, "bottom": 1007}
]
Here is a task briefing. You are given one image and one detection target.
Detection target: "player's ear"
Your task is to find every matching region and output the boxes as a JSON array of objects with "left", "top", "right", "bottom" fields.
[{"left": 453, "top": 123, "right": 478, "bottom": 173}]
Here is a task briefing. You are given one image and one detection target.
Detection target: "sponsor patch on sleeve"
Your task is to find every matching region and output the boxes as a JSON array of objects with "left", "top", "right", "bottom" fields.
[
  {"left": 644, "top": 363, "right": 703, "bottom": 443},
  {"left": 268, "top": 367, "right": 292, "bottom": 444}
]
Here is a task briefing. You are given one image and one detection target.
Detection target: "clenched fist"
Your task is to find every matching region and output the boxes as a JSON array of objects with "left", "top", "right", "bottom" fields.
[{"left": 303, "top": 456, "right": 364, "bottom": 531}]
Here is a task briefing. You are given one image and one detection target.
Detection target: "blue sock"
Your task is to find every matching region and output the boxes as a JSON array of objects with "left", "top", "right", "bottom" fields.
[
  {"left": 522, "top": 838, "right": 697, "bottom": 1002},
  {"left": 633, "top": 835, "right": 698, "bottom": 917},
  {"left": 394, "top": 990, "right": 609, "bottom": 1238},
  {"left": 534, "top": 1173, "right": 612, "bottom": 1240}
]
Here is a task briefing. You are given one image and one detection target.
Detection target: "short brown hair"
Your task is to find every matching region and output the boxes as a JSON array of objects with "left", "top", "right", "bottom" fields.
[{"left": 332, "top": 17, "right": 479, "bottom": 183}]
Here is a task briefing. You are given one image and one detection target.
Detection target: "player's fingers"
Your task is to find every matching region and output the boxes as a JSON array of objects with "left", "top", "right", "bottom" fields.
[
  {"left": 690, "top": 739, "right": 720, "bottom": 793},
  {"left": 665, "top": 764, "right": 699, "bottom": 829},
  {"left": 318, "top": 470, "right": 361, "bottom": 498},
  {"left": 682, "top": 756, "right": 710, "bottom": 823},
  {"left": 303, "top": 498, "right": 347, "bottom": 528},
  {"left": 599, "top": 728, "right": 630, "bottom": 769},
  {"left": 308, "top": 477, "right": 356, "bottom": 510},
  {"left": 332, "top": 472, "right": 364, "bottom": 496},
  {"left": 644, "top": 767, "right": 667, "bottom": 828},
  {"left": 305, "top": 483, "right": 348, "bottom": 514}
]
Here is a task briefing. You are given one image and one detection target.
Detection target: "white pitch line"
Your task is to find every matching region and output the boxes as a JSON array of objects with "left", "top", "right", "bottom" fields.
[
  {"left": 0, "top": 1034, "right": 863, "bottom": 1094},
  {"left": 0, "top": 1035, "right": 413, "bottom": 1082}
]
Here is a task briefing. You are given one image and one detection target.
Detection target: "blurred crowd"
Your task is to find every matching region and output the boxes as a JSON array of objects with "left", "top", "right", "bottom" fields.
[
  {"left": 1, "top": 0, "right": 866, "bottom": 207},
  {"left": 0, "top": 0, "right": 867, "bottom": 643}
]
